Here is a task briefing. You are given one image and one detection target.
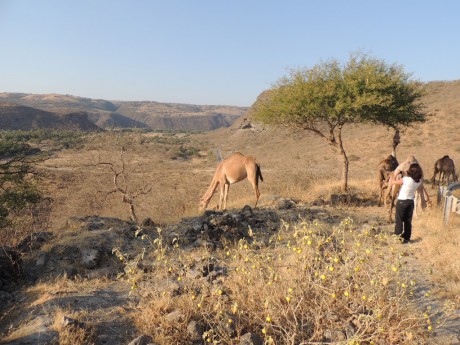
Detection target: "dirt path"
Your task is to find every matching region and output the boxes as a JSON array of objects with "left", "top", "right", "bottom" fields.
[{"left": 378, "top": 221, "right": 460, "bottom": 345}]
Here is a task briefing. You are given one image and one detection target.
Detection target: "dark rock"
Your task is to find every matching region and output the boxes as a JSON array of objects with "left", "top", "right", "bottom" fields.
[
  {"left": 0, "top": 291, "right": 14, "bottom": 305},
  {"left": 165, "top": 310, "right": 183, "bottom": 322},
  {"left": 187, "top": 321, "right": 203, "bottom": 341},
  {"left": 61, "top": 315, "right": 86, "bottom": 328},
  {"left": 127, "top": 335, "right": 154, "bottom": 345},
  {"left": 80, "top": 248, "right": 101, "bottom": 269},
  {"left": 238, "top": 332, "right": 263, "bottom": 345},
  {"left": 276, "top": 198, "right": 296, "bottom": 210},
  {"left": 241, "top": 204, "right": 253, "bottom": 216},
  {"left": 323, "top": 328, "right": 346, "bottom": 342},
  {"left": 85, "top": 266, "right": 118, "bottom": 279},
  {"left": 0, "top": 246, "right": 21, "bottom": 290},
  {"left": 17, "top": 232, "right": 54, "bottom": 253},
  {"left": 204, "top": 210, "right": 223, "bottom": 218},
  {"left": 141, "top": 218, "right": 156, "bottom": 227}
]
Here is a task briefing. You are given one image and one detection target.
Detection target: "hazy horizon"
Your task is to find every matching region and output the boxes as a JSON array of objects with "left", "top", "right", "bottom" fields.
[{"left": 1, "top": 1, "right": 460, "bottom": 106}]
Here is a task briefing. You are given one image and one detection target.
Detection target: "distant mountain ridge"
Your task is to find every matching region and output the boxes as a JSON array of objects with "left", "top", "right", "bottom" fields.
[
  {"left": 0, "top": 102, "right": 100, "bottom": 131},
  {"left": 0, "top": 93, "right": 247, "bottom": 131}
]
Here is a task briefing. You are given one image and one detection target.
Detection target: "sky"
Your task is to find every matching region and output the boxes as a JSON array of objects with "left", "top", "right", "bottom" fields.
[{"left": 1, "top": 1, "right": 460, "bottom": 107}]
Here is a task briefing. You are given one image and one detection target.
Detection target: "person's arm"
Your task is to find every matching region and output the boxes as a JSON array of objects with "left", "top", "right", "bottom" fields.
[{"left": 391, "top": 174, "right": 404, "bottom": 185}]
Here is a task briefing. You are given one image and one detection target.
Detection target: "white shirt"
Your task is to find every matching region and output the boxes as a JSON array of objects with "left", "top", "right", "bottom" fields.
[{"left": 398, "top": 176, "right": 421, "bottom": 200}]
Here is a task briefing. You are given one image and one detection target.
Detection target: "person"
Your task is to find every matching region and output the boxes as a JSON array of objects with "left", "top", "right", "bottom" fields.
[
  {"left": 393, "top": 154, "right": 418, "bottom": 178},
  {"left": 390, "top": 163, "right": 431, "bottom": 243},
  {"left": 390, "top": 154, "right": 429, "bottom": 216}
]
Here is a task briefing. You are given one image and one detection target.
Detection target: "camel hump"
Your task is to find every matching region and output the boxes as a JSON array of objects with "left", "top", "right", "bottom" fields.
[{"left": 443, "top": 155, "right": 450, "bottom": 159}]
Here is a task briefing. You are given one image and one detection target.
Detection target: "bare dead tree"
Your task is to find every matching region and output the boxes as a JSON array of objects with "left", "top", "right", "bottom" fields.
[{"left": 97, "top": 148, "right": 151, "bottom": 224}]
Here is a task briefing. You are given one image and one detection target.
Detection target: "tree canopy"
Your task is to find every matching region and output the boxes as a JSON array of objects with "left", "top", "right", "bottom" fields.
[
  {"left": 251, "top": 53, "right": 428, "bottom": 191},
  {"left": 0, "top": 140, "right": 44, "bottom": 228}
]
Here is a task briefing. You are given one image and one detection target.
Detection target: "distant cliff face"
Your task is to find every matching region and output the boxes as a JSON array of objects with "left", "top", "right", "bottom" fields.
[
  {"left": 0, "top": 102, "right": 100, "bottom": 131},
  {"left": 0, "top": 93, "right": 247, "bottom": 131}
]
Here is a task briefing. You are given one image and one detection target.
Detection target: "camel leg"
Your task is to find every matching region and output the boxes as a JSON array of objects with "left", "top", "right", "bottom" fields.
[
  {"left": 218, "top": 184, "right": 225, "bottom": 210},
  {"left": 389, "top": 194, "right": 396, "bottom": 223},
  {"left": 379, "top": 181, "right": 388, "bottom": 206},
  {"left": 248, "top": 175, "right": 260, "bottom": 208},
  {"left": 223, "top": 183, "right": 230, "bottom": 210},
  {"left": 384, "top": 186, "right": 390, "bottom": 207}
]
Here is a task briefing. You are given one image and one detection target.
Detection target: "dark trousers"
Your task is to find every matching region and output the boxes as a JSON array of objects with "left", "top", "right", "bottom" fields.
[{"left": 395, "top": 199, "right": 415, "bottom": 242}]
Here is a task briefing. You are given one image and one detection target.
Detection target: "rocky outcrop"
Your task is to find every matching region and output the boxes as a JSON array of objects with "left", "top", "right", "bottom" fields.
[
  {"left": 0, "top": 103, "right": 101, "bottom": 131},
  {"left": 0, "top": 203, "right": 363, "bottom": 345}
]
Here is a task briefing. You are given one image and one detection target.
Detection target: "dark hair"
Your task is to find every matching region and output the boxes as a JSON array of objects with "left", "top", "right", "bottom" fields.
[{"left": 407, "top": 163, "right": 423, "bottom": 183}]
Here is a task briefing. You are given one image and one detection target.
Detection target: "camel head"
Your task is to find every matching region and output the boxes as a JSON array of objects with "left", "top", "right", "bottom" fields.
[
  {"left": 382, "top": 155, "right": 398, "bottom": 171},
  {"left": 406, "top": 155, "right": 418, "bottom": 164},
  {"left": 199, "top": 198, "right": 209, "bottom": 210}
]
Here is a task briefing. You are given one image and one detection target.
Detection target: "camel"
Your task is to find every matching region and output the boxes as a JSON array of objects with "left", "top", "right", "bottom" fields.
[
  {"left": 393, "top": 154, "right": 418, "bottom": 178},
  {"left": 431, "top": 155, "right": 458, "bottom": 188},
  {"left": 199, "top": 152, "right": 263, "bottom": 210},
  {"left": 377, "top": 155, "right": 399, "bottom": 206},
  {"left": 383, "top": 171, "right": 401, "bottom": 222}
]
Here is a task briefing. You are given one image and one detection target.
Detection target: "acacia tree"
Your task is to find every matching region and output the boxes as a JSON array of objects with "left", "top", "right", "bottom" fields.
[
  {"left": 251, "top": 53, "right": 428, "bottom": 192},
  {"left": 0, "top": 141, "right": 43, "bottom": 229}
]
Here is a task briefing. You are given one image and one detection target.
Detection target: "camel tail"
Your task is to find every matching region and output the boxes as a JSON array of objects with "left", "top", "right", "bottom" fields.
[{"left": 256, "top": 163, "right": 263, "bottom": 182}]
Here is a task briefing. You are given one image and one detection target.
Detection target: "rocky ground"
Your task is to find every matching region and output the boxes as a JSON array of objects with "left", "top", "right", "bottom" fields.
[{"left": 1, "top": 199, "right": 459, "bottom": 345}]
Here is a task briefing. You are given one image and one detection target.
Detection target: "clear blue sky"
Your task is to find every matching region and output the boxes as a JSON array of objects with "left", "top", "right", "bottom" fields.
[{"left": 1, "top": 1, "right": 459, "bottom": 106}]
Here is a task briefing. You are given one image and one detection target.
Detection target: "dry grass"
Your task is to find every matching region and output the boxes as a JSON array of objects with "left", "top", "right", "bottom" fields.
[
  {"left": 51, "top": 308, "right": 96, "bottom": 345},
  {"left": 128, "top": 217, "right": 434, "bottom": 344},
  {"left": 414, "top": 209, "right": 460, "bottom": 300}
]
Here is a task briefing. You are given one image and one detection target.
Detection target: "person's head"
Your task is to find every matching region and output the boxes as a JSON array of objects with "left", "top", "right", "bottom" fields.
[{"left": 407, "top": 163, "right": 423, "bottom": 183}]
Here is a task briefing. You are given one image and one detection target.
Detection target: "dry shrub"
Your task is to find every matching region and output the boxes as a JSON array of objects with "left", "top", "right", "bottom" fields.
[
  {"left": 51, "top": 308, "right": 96, "bottom": 345},
  {"left": 130, "top": 218, "right": 434, "bottom": 344},
  {"left": 415, "top": 208, "right": 460, "bottom": 299},
  {"left": 1, "top": 197, "right": 53, "bottom": 247},
  {"left": 306, "top": 179, "right": 378, "bottom": 206}
]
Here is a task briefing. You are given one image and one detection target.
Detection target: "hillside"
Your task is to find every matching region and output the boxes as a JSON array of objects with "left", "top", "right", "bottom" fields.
[
  {"left": 1, "top": 81, "right": 460, "bottom": 345},
  {"left": 0, "top": 93, "right": 246, "bottom": 131},
  {"left": 0, "top": 103, "right": 100, "bottom": 131}
]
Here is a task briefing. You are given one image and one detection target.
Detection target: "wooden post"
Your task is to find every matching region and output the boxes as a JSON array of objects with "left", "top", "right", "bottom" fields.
[
  {"left": 437, "top": 186, "right": 448, "bottom": 207},
  {"left": 444, "top": 196, "right": 453, "bottom": 224}
]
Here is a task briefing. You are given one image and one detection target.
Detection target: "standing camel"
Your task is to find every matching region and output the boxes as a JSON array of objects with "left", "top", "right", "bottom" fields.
[
  {"left": 199, "top": 152, "right": 263, "bottom": 210},
  {"left": 431, "top": 155, "right": 458, "bottom": 188},
  {"left": 384, "top": 171, "right": 401, "bottom": 222},
  {"left": 377, "top": 155, "right": 398, "bottom": 206}
]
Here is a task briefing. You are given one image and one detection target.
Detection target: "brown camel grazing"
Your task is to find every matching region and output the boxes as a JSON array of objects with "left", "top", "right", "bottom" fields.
[
  {"left": 377, "top": 155, "right": 398, "bottom": 206},
  {"left": 199, "top": 152, "right": 263, "bottom": 210},
  {"left": 431, "top": 155, "right": 458, "bottom": 188}
]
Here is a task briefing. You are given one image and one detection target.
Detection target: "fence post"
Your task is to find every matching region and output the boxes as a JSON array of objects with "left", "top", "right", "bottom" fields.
[
  {"left": 437, "top": 186, "right": 446, "bottom": 206},
  {"left": 444, "top": 196, "right": 453, "bottom": 224}
]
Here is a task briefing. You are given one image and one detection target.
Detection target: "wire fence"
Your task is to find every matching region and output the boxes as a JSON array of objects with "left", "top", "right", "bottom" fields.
[{"left": 438, "top": 183, "right": 460, "bottom": 224}]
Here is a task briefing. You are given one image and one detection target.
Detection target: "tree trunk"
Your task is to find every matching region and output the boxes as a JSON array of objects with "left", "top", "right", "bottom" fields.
[
  {"left": 391, "top": 128, "right": 400, "bottom": 158},
  {"left": 336, "top": 127, "right": 349, "bottom": 192}
]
